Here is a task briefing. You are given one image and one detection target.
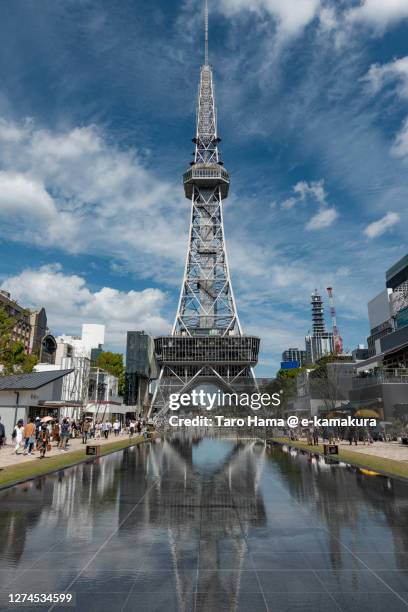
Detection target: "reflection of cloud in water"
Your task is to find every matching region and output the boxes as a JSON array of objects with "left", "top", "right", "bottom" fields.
[{"left": 192, "top": 439, "right": 235, "bottom": 473}]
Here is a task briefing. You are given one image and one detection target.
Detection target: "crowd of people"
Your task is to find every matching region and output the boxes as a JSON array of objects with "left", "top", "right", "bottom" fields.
[{"left": 0, "top": 415, "right": 149, "bottom": 459}]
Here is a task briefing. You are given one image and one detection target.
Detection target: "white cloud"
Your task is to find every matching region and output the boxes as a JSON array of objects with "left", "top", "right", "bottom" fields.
[
  {"left": 280, "top": 179, "right": 327, "bottom": 209},
  {"left": 305, "top": 207, "right": 338, "bottom": 230},
  {"left": 0, "top": 264, "right": 170, "bottom": 350},
  {"left": 363, "top": 57, "right": 408, "bottom": 159},
  {"left": 392, "top": 118, "right": 408, "bottom": 158},
  {"left": 281, "top": 197, "right": 297, "bottom": 210},
  {"left": 363, "top": 212, "right": 400, "bottom": 239},
  {"left": 218, "top": 0, "right": 408, "bottom": 46},
  {"left": 280, "top": 179, "right": 338, "bottom": 231},
  {"left": 363, "top": 56, "right": 408, "bottom": 97},
  {"left": 0, "top": 172, "right": 57, "bottom": 219},
  {"left": 346, "top": 0, "right": 408, "bottom": 29},
  {"left": 0, "top": 119, "right": 186, "bottom": 280},
  {"left": 293, "top": 179, "right": 327, "bottom": 205},
  {"left": 218, "top": 0, "right": 322, "bottom": 38}
]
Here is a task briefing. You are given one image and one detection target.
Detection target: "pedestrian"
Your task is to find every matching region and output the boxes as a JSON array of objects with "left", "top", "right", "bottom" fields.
[
  {"left": 113, "top": 419, "right": 120, "bottom": 437},
  {"left": 23, "top": 418, "right": 36, "bottom": 455},
  {"left": 35, "top": 417, "right": 42, "bottom": 450},
  {"left": 59, "top": 418, "right": 71, "bottom": 451},
  {"left": 136, "top": 420, "right": 142, "bottom": 435},
  {"left": 12, "top": 420, "right": 24, "bottom": 454},
  {"left": 129, "top": 421, "right": 135, "bottom": 437},
  {"left": 52, "top": 421, "right": 60, "bottom": 446},
  {"left": 38, "top": 424, "right": 51, "bottom": 458},
  {"left": 95, "top": 422, "right": 102, "bottom": 439},
  {"left": 0, "top": 416, "right": 5, "bottom": 450},
  {"left": 102, "top": 421, "right": 109, "bottom": 439},
  {"left": 313, "top": 427, "right": 319, "bottom": 446},
  {"left": 82, "top": 419, "right": 91, "bottom": 444}
]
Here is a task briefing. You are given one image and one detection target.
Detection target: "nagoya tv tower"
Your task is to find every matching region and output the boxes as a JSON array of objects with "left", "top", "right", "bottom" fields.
[{"left": 150, "top": 0, "right": 260, "bottom": 417}]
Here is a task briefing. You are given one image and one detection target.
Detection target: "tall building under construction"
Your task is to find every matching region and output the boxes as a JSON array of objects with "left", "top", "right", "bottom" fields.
[{"left": 305, "top": 290, "right": 334, "bottom": 364}]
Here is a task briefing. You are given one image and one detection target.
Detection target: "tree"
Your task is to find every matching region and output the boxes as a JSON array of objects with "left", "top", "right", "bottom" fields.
[
  {"left": 261, "top": 368, "right": 301, "bottom": 416},
  {"left": 95, "top": 351, "right": 125, "bottom": 396},
  {"left": 309, "top": 354, "right": 353, "bottom": 413},
  {"left": 0, "top": 306, "right": 38, "bottom": 375}
]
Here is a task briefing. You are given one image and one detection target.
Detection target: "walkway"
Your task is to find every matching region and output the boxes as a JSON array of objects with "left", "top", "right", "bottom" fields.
[{"left": 0, "top": 433, "right": 137, "bottom": 470}]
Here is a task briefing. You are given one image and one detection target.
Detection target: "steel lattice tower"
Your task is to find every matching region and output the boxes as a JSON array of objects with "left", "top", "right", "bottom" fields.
[{"left": 149, "top": 1, "right": 260, "bottom": 418}]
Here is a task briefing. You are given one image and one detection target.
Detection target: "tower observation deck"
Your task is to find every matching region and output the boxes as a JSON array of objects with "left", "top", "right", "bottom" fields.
[{"left": 149, "top": 1, "right": 260, "bottom": 418}]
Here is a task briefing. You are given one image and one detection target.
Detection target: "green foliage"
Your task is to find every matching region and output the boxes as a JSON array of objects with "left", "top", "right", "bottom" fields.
[
  {"left": 0, "top": 306, "right": 38, "bottom": 375},
  {"left": 276, "top": 367, "right": 301, "bottom": 380},
  {"left": 95, "top": 351, "right": 125, "bottom": 396}
]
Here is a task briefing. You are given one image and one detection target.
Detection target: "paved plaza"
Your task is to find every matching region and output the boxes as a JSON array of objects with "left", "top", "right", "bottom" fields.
[
  {"left": 0, "top": 433, "right": 137, "bottom": 470},
  {"left": 338, "top": 440, "right": 408, "bottom": 463}
]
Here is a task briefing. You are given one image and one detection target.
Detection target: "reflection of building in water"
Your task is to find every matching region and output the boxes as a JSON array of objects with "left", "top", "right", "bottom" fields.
[
  {"left": 0, "top": 478, "right": 54, "bottom": 566},
  {"left": 117, "top": 435, "right": 266, "bottom": 611},
  {"left": 269, "top": 445, "right": 408, "bottom": 571}
]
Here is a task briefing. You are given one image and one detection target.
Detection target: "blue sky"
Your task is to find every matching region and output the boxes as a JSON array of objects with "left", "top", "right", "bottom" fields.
[{"left": 0, "top": 0, "right": 407, "bottom": 375}]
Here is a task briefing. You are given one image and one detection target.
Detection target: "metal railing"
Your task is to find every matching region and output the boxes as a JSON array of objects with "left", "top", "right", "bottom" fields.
[{"left": 352, "top": 371, "right": 408, "bottom": 388}]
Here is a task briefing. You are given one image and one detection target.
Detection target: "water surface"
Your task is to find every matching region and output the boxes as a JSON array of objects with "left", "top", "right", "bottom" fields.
[{"left": 1, "top": 435, "right": 408, "bottom": 611}]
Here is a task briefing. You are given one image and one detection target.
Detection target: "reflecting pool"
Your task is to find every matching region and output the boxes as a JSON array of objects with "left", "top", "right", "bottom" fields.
[{"left": 1, "top": 435, "right": 408, "bottom": 611}]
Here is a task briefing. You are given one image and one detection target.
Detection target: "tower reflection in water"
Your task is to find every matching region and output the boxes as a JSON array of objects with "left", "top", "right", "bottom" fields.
[{"left": 1, "top": 436, "right": 408, "bottom": 611}]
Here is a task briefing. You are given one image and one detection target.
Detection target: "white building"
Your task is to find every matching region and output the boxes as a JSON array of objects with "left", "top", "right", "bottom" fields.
[
  {"left": 0, "top": 370, "right": 74, "bottom": 436},
  {"left": 34, "top": 323, "right": 106, "bottom": 419},
  {"left": 84, "top": 368, "right": 126, "bottom": 422},
  {"left": 81, "top": 324, "right": 105, "bottom": 353}
]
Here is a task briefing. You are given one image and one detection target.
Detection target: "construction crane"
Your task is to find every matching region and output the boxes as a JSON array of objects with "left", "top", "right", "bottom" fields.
[{"left": 326, "top": 286, "right": 343, "bottom": 355}]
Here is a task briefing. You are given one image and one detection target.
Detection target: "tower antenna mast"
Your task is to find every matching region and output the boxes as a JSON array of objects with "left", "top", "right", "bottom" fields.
[
  {"left": 204, "top": 0, "right": 209, "bottom": 65},
  {"left": 326, "top": 286, "right": 343, "bottom": 355}
]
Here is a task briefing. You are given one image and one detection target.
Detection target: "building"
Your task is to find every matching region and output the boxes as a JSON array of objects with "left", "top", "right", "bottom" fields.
[
  {"left": 0, "top": 289, "right": 31, "bottom": 354},
  {"left": 367, "top": 289, "right": 393, "bottom": 357},
  {"left": 305, "top": 291, "right": 334, "bottom": 364},
  {"left": 125, "top": 331, "right": 157, "bottom": 413},
  {"left": 281, "top": 348, "right": 306, "bottom": 369},
  {"left": 57, "top": 323, "right": 105, "bottom": 360},
  {"left": 29, "top": 308, "right": 57, "bottom": 364},
  {"left": 352, "top": 345, "right": 369, "bottom": 362},
  {"left": 349, "top": 254, "right": 408, "bottom": 420},
  {"left": 0, "top": 291, "right": 57, "bottom": 363},
  {"left": 365, "top": 254, "right": 408, "bottom": 365},
  {"left": 349, "top": 358, "right": 408, "bottom": 421},
  {"left": 149, "top": 9, "right": 259, "bottom": 417},
  {"left": 290, "top": 361, "right": 355, "bottom": 418},
  {"left": 0, "top": 369, "right": 74, "bottom": 436},
  {"left": 81, "top": 324, "right": 105, "bottom": 354},
  {"left": 84, "top": 367, "right": 125, "bottom": 422},
  {"left": 34, "top": 323, "right": 105, "bottom": 419}
]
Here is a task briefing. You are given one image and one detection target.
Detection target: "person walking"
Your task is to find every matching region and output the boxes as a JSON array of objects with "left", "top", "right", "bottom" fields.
[
  {"left": 12, "top": 420, "right": 24, "bottom": 454},
  {"left": 35, "top": 417, "right": 42, "bottom": 450},
  {"left": 113, "top": 419, "right": 120, "bottom": 437},
  {"left": 23, "top": 419, "right": 36, "bottom": 455},
  {"left": 0, "top": 416, "right": 5, "bottom": 450},
  {"left": 102, "top": 421, "right": 109, "bottom": 439},
  {"left": 59, "top": 418, "right": 70, "bottom": 451},
  {"left": 82, "top": 419, "right": 91, "bottom": 444},
  {"left": 38, "top": 424, "right": 50, "bottom": 458},
  {"left": 95, "top": 422, "right": 102, "bottom": 439}
]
